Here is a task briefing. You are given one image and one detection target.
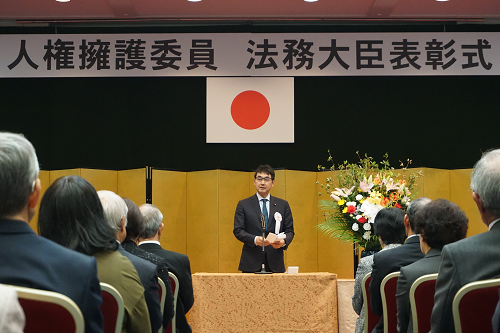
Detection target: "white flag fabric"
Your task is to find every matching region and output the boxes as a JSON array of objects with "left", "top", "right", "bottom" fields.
[{"left": 206, "top": 77, "right": 294, "bottom": 143}]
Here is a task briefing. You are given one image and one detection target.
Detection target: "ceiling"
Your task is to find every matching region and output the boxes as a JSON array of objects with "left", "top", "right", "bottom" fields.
[{"left": 1, "top": 0, "right": 500, "bottom": 26}]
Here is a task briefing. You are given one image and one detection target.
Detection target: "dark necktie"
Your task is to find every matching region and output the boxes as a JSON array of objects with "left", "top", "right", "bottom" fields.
[{"left": 261, "top": 198, "right": 269, "bottom": 230}]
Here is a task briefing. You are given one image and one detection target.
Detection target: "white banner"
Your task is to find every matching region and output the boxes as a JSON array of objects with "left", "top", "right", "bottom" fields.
[{"left": 0, "top": 33, "right": 498, "bottom": 77}]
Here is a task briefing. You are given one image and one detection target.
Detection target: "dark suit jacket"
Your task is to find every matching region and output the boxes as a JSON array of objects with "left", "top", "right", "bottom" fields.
[
  {"left": 369, "top": 235, "right": 424, "bottom": 333},
  {"left": 233, "top": 194, "right": 294, "bottom": 273},
  {"left": 0, "top": 219, "right": 104, "bottom": 333},
  {"left": 117, "top": 243, "right": 162, "bottom": 333},
  {"left": 431, "top": 222, "right": 500, "bottom": 333},
  {"left": 139, "top": 242, "right": 194, "bottom": 333},
  {"left": 122, "top": 239, "right": 175, "bottom": 326},
  {"left": 396, "top": 248, "right": 442, "bottom": 333},
  {"left": 492, "top": 288, "right": 500, "bottom": 333}
]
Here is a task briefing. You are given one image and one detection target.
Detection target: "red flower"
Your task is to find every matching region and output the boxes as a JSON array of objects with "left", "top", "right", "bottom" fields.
[
  {"left": 395, "top": 203, "right": 401, "bottom": 209},
  {"left": 358, "top": 217, "right": 367, "bottom": 223},
  {"left": 347, "top": 205, "right": 356, "bottom": 214}
]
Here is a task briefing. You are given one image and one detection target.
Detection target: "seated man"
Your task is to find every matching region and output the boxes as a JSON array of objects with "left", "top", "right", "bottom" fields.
[
  {"left": 0, "top": 132, "right": 104, "bottom": 333},
  {"left": 138, "top": 204, "right": 195, "bottom": 333},
  {"left": 98, "top": 190, "right": 163, "bottom": 333},
  {"left": 432, "top": 149, "right": 500, "bottom": 333},
  {"left": 369, "top": 197, "right": 430, "bottom": 333},
  {"left": 396, "top": 199, "right": 468, "bottom": 333}
]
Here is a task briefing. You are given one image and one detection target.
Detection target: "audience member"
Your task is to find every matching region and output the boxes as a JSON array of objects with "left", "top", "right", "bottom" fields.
[
  {"left": 369, "top": 197, "right": 430, "bottom": 333},
  {"left": 432, "top": 149, "right": 500, "bottom": 333},
  {"left": 0, "top": 132, "right": 104, "bottom": 333},
  {"left": 38, "top": 176, "right": 151, "bottom": 333},
  {"left": 121, "top": 197, "right": 175, "bottom": 326},
  {"left": 396, "top": 199, "right": 468, "bottom": 333},
  {"left": 98, "top": 190, "right": 162, "bottom": 333},
  {"left": 0, "top": 284, "right": 25, "bottom": 333},
  {"left": 352, "top": 207, "right": 407, "bottom": 333},
  {"left": 139, "top": 204, "right": 195, "bottom": 333}
]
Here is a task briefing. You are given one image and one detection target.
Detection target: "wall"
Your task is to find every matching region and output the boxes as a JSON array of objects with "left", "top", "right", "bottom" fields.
[{"left": 32, "top": 167, "right": 484, "bottom": 279}]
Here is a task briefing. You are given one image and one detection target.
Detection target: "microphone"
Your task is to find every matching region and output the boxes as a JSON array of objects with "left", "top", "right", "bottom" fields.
[{"left": 260, "top": 214, "right": 265, "bottom": 230}]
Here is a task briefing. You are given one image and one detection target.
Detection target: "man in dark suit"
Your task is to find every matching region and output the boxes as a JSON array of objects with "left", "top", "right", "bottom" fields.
[
  {"left": 98, "top": 190, "right": 163, "bottom": 333},
  {"left": 396, "top": 199, "right": 468, "bottom": 333},
  {"left": 369, "top": 197, "right": 430, "bottom": 333},
  {"left": 432, "top": 149, "right": 500, "bottom": 333},
  {"left": 0, "top": 132, "right": 104, "bottom": 333},
  {"left": 138, "top": 203, "right": 194, "bottom": 333},
  {"left": 233, "top": 164, "right": 295, "bottom": 273}
]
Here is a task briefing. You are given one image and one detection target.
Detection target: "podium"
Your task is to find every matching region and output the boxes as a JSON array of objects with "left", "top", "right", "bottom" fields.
[{"left": 189, "top": 272, "right": 338, "bottom": 332}]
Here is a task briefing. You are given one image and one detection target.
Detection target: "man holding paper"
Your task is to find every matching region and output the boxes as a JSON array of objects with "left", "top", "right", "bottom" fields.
[{"left": 233, "top": 165, "right": 295, "bottom": 273}]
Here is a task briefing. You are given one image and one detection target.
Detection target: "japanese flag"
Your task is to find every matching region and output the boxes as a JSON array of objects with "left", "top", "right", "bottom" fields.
[{"left": 206, "top": 77, "right": 294, "bottom": 143}]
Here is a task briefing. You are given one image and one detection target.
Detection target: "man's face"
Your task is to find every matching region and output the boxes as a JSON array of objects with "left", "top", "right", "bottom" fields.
[{"left": 254, "top": 172, "right": 275, "bottom": 197}]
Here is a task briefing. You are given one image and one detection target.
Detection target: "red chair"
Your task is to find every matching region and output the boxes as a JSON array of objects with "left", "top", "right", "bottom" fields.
[
  {"left": 381, "top": 271, "right": 400, "bottom": 333},
  {"left": 157, "top": 278, "right": 167, "bottom": 333},
  {"left": 362, "top": 272, "right": 381, "bottom": 333},
  {"left": 165, "top": 272, "right": 179, "bottom": 333},
  {"left": 452, "top": 278, "right": 500, "bottom": 333},
  {"left": 12, "top": 285, "right": 84, "bottom": 333},
  {"left": 100, "top": 283, "right": 125, "bottom": 333},
  {"left": 409, "top": 273, "right": 438, "bottom": 333}
]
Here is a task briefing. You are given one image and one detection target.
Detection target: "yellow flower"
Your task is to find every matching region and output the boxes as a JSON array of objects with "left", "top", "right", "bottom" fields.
[
  {"left": 337, "top": 199, "right": 345, "bottom": 206},
  {"left": 342, "top": 207, "right": 348, "bottom": 213}
]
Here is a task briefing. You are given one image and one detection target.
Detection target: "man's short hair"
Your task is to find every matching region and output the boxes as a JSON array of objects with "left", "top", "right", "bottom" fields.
[
  {"left": 406, "top": 197, "right": 432, "bottom": 232},
  {"left": 97, "top": 190, "right": 128, "bottom": 232},
  {"left": 140, "top": 204, "right": 163, "bottom": 239},
  {"left": 254, "top": 165, "right": 275, "bottom": 180},
  {"left": 416, "top": 199, "right": 468, "bottom": 250},
  {"left": 470, "top": 149, "right": 500, "bottom": 217},
  {"left": 0, "top": 132, "right": 39, "bottom": 218}
]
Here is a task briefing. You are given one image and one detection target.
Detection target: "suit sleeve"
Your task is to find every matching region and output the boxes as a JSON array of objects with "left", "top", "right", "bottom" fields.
[
  {"left": 430, "top": 246, "right": 459, "bottom": 333},
  {"left": 353, "top": 258, "right": 371, "bottom": 315},
  {"left": 82, "top": 258, "right": 105, "bottom": 333},
  {"left": 282, "top": 201, "right": 294, "bottom": 249},
  {"left": 179, "top": 256, "right": 194, "bottom": 314},
  {"left": 396, "top": 267, "right": 411, "bottom": 333},
  {"left": 369, "top": 253, "right": 384, "bottom": 317},
  {"left": 144, "top": 269, "right": 162, "bottom": 333},
  {"left": 233, "top": 200, "right": 257, "bottom": 247}
]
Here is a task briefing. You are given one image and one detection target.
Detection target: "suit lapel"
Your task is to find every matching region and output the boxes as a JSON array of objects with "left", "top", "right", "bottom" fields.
[{"left": 268, "top": 196, "right": 276, "bottom": 233}]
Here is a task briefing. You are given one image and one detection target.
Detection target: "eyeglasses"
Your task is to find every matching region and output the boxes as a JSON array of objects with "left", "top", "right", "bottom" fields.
[{"left": 255, "top": 176, "right": 272, "bottom": 182}]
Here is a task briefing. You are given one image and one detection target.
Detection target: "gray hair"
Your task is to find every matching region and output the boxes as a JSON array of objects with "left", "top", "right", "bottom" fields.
[
  {"left": 0, "top": 132, "right": 39, "bottom": 218},
  {"left": 406, "top": 197, "right": 432, "bottom": 232},
  {"left": 139, "top": 204, "right": 163, "bottom": 239},
  {"left": 97, "top": 190, "right": 128, "bottom": 232},
  {"left": 470, "top": 149, "right": 500, "bottom": 216}
]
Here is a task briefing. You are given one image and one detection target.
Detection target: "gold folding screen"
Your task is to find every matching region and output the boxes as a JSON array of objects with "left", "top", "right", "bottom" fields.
[{"left": 32, "top": 167, "right": 485, "bottom": 278}]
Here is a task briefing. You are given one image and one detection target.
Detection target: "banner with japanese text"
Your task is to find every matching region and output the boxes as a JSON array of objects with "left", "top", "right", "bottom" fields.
[{"left": 0, "top": 33, "right": 498, "bottom": 77}]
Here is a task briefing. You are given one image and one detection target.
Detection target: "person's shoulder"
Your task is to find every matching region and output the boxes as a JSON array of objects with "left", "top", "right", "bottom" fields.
[
  {"left": 33, "top": 234, "right": 95, "bottom": 265},
  {"left": 122, "top": 250, "right": 157, "bottom": 272},
  {"left": 443, "top": 231, "right": 491, "bottom": 253}
]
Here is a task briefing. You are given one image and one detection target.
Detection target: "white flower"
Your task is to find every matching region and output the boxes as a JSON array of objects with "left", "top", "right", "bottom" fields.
[
  {"left": 346, "top": 201, "right": 357, "bottom": 207},
  {"left": 352, "top": 223, "right": 359, "bottom": 231},
  {"left": 274, "top": 212, "right": 282, "bottom": 222},
  {"left": 360, "top": 200, "right": 384, "bottom": 223},
  {"left": 355, "top": 194, "right": 364, "bottom": 201},
  {"left": 363, "top": 231, "right": 371, "bottom": 240},
  {"left": 363, "top": 223, "right": 371, "bottom": 231}
]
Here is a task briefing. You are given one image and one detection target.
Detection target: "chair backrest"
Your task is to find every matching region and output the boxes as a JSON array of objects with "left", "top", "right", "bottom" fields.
[
  {"left": 381, "top": 271, "right": 400, "bottom": 333},
  {"left": 165, "top": 272, "right": 179, "bottom": 333},
  {"left": 362, "top": 272, "right": 381, "bottom": 333},
  {"left": 100, "top": 283, "right": 125, "bottom": 333},
  {"left": 452, "top": 278, "right": 500, "bottom": 333},
  {"left": 12, "top": 285, "right": 84, "bottom": 333},
  {"left": 158, "top": 278, "right": 167, "bottom": 333},
  {"left": 409, "top": 273, "right": 438, "bottom": 333}
]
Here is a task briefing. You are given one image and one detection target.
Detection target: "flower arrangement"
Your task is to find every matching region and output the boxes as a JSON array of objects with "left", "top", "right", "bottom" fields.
[{"left": 317, "top": 151, "right": 422, "bottom": 250}]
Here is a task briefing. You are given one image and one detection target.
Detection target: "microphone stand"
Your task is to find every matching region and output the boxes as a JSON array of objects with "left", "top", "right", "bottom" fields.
[{"left": 255, "top": 213, "right": 272, "bottom": 274}]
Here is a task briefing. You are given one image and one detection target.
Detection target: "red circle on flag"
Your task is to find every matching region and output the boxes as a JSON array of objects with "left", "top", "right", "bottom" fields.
[{"left": 231, "top": 90, "right": 270, "bottom": 130}]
